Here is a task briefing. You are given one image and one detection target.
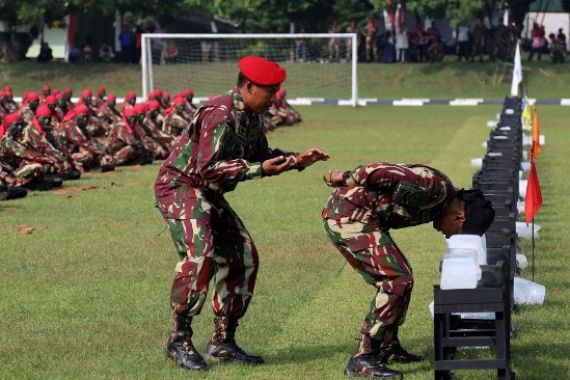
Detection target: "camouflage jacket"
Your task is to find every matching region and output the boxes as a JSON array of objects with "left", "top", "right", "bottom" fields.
[
  {"left": 106, "top": 121, "right": 137, "bottom": 153},
  {"left": 0, "top": 135, "right": 56, "bottom": 169},
  {"left": 155, "top": 87, "right": 291, "bottom": 219},
  {"left": 20, "top": 106, "right": 36, "bottom": 125},
  {"left": 59, "top": 120, "right": 106, "bottom": 156},
  {"left": 162, "top": 111, "right": 188, "bottom": 136},
  {"left": 19, "top": 125, "right": 66, "bottom": 163},
  {"left": 322, "top": 162, "right": 457, "bottom": 229}
]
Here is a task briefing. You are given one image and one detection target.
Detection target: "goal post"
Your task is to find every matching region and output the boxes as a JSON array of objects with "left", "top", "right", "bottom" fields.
[{"left": 141, "top": 33, "right": 358, "bottom": 106}]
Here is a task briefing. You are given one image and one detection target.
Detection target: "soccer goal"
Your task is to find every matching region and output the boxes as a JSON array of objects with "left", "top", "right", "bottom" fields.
[{"left": 141, "top": 33, "right": 358, "bottom": 106}]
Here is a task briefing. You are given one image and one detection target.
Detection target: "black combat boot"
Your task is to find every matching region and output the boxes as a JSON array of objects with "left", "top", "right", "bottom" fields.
[
  {"left": 6, "top": 187, "right": 28, "bottom": 200},
  {"left": 346, "top": 334, "right": 402, "bottom": 378},
  {"left": 165, "top": 314, "right": 207, "bottom": 370},
  {"left": 204, "top": 317, "right": 263, "bottom": 364},
  {"left": 100, "top": 164, "right": 115, "bottom": 172},
  {"left": 63, "top": 170, "right": 81, "bottom": 180},
  {"left": 27, "top": 175, "right": 63, "bottom": 191},
  {"left": 378, "top": 326, "right": 423, "bottom": 364}
]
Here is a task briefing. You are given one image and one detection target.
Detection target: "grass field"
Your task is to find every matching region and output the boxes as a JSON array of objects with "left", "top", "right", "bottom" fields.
[
  {"left": 1, "top": 102, "right": 569, "bottom": 379},
  {"left": 2, "top": 59, "right": 570, "bottom": 99}
]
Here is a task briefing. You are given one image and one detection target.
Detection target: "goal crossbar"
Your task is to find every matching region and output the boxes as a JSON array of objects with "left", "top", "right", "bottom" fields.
[{"left": 141, "top": 33, "right": 358, "bottom": 106}]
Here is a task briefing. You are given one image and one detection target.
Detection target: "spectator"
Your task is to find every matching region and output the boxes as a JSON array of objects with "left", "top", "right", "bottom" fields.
[
  {"left": 37, "top": 42, "right": 53, "bottom": 63},
  {"left": 395, "top": 28, "right": 409, "bottom": 63},
  {"left": 135, "top": 25, "right": 143, "bottom": 63},
  {"left": 528, "top": 22, "right": 546, "bottom": 61},
  {"left": 328, "top": 18, "right": 341, "bottom": 61},
  {"left": 165, "top": 41, "right": 179, "bottom": 64},
  {"left": 549, "top": 33, "right": 565, "bottom": 64},
  {"left": 381, "top": 31, "right": 396, "bottom": 63},
  {"left": 294, "top": 27, "right": 307, "bottom": 62},
  {"left": 557, "top": 28, "right": 567, "bottom": 52},
  {"left": 151, "top": 24, "right": 165, "bottom": 64},
  {"left": 119, "top": 27, "right": 135, "bottom": 64},
  {"left": 99, "top": 43, "right": 115, "bottom": 62},
  {"left": 456, "top": 22, "right": 471, "bottom": 61},
  {"left": 81, "top": 39, "right": 94, "bottom": 62},
  {"left": 67, "top": 45, "right": 81, "bottom": 63},
  {"left": 345, "top": 18, "right": 359, "bottom": 60},
  {"left": 365, "top": 17, "right": 378, "bottom": 62}
]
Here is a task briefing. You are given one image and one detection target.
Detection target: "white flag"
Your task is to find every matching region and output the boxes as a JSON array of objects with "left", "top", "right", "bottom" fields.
[{"left": 510, "top": 40, "right": 522, "bottom": 96}]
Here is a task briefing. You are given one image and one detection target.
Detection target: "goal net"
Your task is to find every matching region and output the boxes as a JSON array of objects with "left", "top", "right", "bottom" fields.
[{"left": 141, "top": 33, "right": 358, "bottom": 106}]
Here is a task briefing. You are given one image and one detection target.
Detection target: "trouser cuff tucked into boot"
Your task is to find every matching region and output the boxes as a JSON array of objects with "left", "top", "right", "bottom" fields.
[
  {"left": 204, "top": 317, "right": 263, "bottom": 364},
  {"left": 378, "top": 326, "right": 423, "bottom": 364},
  {"left": 165, "top": 314, "right": 207, "bottom": 370}
]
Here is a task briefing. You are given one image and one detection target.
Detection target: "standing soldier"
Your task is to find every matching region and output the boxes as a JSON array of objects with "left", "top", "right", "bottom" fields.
[
  {"left": 154, "top": 55, "right": 330, "bottom": 371},
  {"left": 321, "top": 162, "right": 495, "bottom": 378},
  {"left": 59, "top": 104, "right": 114, "bottom": 172}
]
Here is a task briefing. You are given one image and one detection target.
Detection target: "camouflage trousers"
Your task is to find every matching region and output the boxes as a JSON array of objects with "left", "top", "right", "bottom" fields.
[
  {"left": 10, "top": 162, "right": 47, "bottom": 186},
  {"left": 111, "top": 145, "right": 139, "bottom": 166},
  {"left": 71, "top": 149, "right": 113, "bottom": 169},
  {"left": 323, "top": 218, "right": 413, "bottom": 341},
  {"left": 164, "top": 196, "right": 259, "bottom": 319}
]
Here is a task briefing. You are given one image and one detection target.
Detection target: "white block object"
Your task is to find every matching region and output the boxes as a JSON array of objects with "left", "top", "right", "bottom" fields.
[
  {"left": 516, "top": 253, "right": 528, "bottom": 269},
  {"left": 504, "top": 108, "right": 514, "bottom": 115},
  {"left": 446, "top": 235, "right": 487, "bottom": 266},
  {"left": 517, "top": 201, "right": 525, "bottom": 214},
  {"left": 481, "top": 142, "right": 488, "bottom": 149},
  {"left": 514, "top": 277, "right": 546, "bottom": 305},
  {"left": 521, "top": 162, "right": 531, "bottom": 171},
  {"left": 487, "top": 120, "right": 498, "bottom": 128},
  {"left": 516, "top": 222, "right": 541, "bottom": 239},
  {"left": 519, "top": 180, "right": 527, "bottom": 199},
  {"left": 470, "top": 158, "right": 483, "bottom": 168},
  {"left": 440, "top": 258, "right": 482, "bottom": 290}
]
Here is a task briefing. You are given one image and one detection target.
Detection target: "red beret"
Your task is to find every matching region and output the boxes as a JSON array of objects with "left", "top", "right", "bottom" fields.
[
  {"left": 4, "top": 113, "right": 22, "bottom": 127},
  {"left": 80, "top": 89, "right": 92, "bottom": 98},
  {"left": 63, "top": 87, "right": 73, "bottom": 96},
  {"left": 125, "top": 91, "right": 137, "bottom": 101},
  {"left": 107, "top": 93, "right": 116, "bottom": 101},
  {"left": 97, "top": 86, "right": 106, "bottom": 94},
  {"left": 41, "top": 84, "right": 51, "bottom": 93},
  {"left": 238, "top": 55, "right": 286, "bottom": 86},
  {"left": 27, "top": 92, "right": 39, "bottom": 101},
  {"left": 36, "top": 105, "right": 52, "bottom": 118},
  {"left": 45, "top": 95, "right": 57, "bottom": 105},
  {"left": 74, "top": 104, "right": 90, "bottom": 117},
  {"left": 124, "top": 108, "right": 137, "bottom": 118},
  {"left": 183, "top": 88, "right": 194, "bottom": 97},
  {"left": 134, "top": 104, "right": 146, "bottom": 114},
  {"left": 147, "top": 100, "right": 161, "bottom": 110},
  {"left": 173, "top": 96, "right": 186, "bottom": 106}
]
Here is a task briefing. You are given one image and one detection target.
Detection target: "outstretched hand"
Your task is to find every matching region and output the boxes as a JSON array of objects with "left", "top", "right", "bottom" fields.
[
  {"left": 323, "top": 169, "right": 345, "bottom": 187},
  {"left": 295, "top": 147, "right": 330, "bottom": 168},
  {"left": 262, "top": 155, "right": 296, "bottom": 176}
]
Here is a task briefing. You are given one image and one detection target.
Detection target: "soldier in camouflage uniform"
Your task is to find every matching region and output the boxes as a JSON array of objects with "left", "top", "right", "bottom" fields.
[
  {"left": 2, "top": 86, "right": 18, "bottom": 113},
  {"left": 143, "top": 100, "right": 174, "bottom": 154},
  {"left": 121, "top": 91, "right": 137, "bottom": 112},
  {"left": 106, "top": 107, "right": 146, "bottom": 166},
  {"left": 154, "top": 55, "right": 329, "bottom": 371},
  {"left": 95, "top": 93, "right": 121, "bottom": 130},
  {"left": 93, "top": 86, "right": 106, "bottom": 108},
  {"left": 0, "top": 113, "right": 62, "bottom": 189},
  {"left": 322, "top": 162, "right": 495, "bottom": 378},
  {"left": 0, "top": 162, "right": 28, "bottom": 200},
  {"left": 59, "top": 104, "right": 114, "bottom": 172},
  {"left": 20, "top": 92, "right": 40, "bottom": 125},
  {"left": 162, "top": 97, "right": 189, "bottom": 138}
]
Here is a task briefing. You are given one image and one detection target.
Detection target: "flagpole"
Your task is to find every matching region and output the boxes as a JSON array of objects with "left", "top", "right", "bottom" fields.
[{"left": 531, "top": 217, "right": 534, "bottom": 281}]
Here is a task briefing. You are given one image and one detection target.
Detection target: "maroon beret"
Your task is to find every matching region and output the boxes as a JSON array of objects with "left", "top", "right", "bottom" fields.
[{"left": 238, "top": 55, "right": 286, "bottom": 86}]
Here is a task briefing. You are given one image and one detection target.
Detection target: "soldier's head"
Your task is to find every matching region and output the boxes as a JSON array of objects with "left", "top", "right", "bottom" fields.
[
  {"left": 433, "top": 189, "right": 495, "bottom": 238},
  {"left": 41, "top": 84, "right": 51, "bottom": 96},
  {"left": 74, "top": 104, "right": 90, "bottom": 128},
  {"left": 173, "top": 96, "right": 186, "bottom": 115},
  {"left": 56, "top": 93, "right": 66, "bottom": 108},
  {"left": 80, "top": 89, "right": 92, "bottom": 106},
  {"left": 36, "top": 105, "right": 52, "bottom": 128},
  {"left": 124, "top": 108, "right": 138, "bottom": 126},
  {"left": 162, "top": 91, "right": 171, "bottom": 107},
  {"left": 183, "top": 88, "right": 194, "bottom": 103},
  {"left": 125, "top": 91, "right": 137, "bottom": 106},
  {"left": 5, "top": 114, "right": 24, "bottom": 139},
  {"left": 27, "top": 92, "right": 40, "bottom": 111},
  {"left": 63, "top": 87, "right": 73, "bottom": 99},
  {"left": 107, "top": 93, "right": 116, "bottom": 108},
  {"left": 45, "top": 95, "right": 57, "bottom": 111},
  {"left": 237, "top": 55, "right": 286, "bottom": 114},
  {"left": 134, "top": 104, "right": 146, "bottom": 123},
  {"left": 97, "top": 86, "right": 106, "bottom": 98},
  {"left": 147, "top": 100, "right": 161, "bottom": 119}
]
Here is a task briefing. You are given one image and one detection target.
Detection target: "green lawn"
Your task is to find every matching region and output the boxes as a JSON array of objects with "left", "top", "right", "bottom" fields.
[
  {"left": 1, "top": 104, "right": 568, "bottom": 379},
  {"left": 2, "top": 59, "right": 570, "bottom": 99}
]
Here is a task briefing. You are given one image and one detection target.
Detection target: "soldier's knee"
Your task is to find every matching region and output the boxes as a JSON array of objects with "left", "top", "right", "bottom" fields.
[{"left": 390, "top": 274, "right": 414, "bottom": 296}]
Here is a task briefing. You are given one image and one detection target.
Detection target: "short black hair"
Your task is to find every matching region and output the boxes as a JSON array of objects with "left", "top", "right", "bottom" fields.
[
  {"left": 237, "top": 72, "right": 249, "bottom": 87},
  {"left": 457, "top": 189, "right": 495, "bottom": 236}
]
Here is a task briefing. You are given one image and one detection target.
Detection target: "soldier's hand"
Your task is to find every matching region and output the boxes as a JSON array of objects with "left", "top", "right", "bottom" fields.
[
  {"left": 295, "top": 147, "right": 330, "bottom": 168},
  {"left": 323, "top": 169, "right": 345, "bottom": 187},
  {"left": 262, "top": 155, "right": 295, "bottom": 176}
]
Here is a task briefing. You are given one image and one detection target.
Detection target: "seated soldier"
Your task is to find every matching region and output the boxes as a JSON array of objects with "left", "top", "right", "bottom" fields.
[
  {"left": 162, "top": 97, "right": 189, "bottom": 138},
  {"left": 19, "top": 92, "right": 40, "bottom": 124},
  {"left": 0, "top": 162, "right": 28, "bottom": 201},
  {"left": 142, "top": 100, "right": 174, "bottom": 155},
  {"left": 94, "top": 86, "right": 107, "bottom": 108},
  {"left": 121, "top": 91, "right": 137, "bottom": 112},
  {"left": 59, "top": 104, "right": 114, "bottom": 172},
  {"left": 322, "top": 162, "right": 495, "bottom": 379},
  {"left": 106, "top": 107, "right": 144, "bottom": 166},
  {"left": 2, "top": 86, "right": 18, "bottom": 113},
  {"left": 0, "top": 113, "right": 62, "bottom": 190},
  {"left": 133, "top": 103, "right": 160, "bottom": 162},
  {"left": 95, "top": 93, "right": 121, "bottom": 131}
]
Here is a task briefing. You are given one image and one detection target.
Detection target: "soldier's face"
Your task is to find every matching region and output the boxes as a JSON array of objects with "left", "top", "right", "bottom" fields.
[
  {"left": 109, "top": 100, "right": 116, "bottom": 107},
  {"left": 433, "top": 199, "right": 465, "bottom": 238},
  {"left": 151, "top": 110, "right": 159, "bottom": 119},
  {"left": 8, "top": 122, "right": 24, "bottom": 138},
  {"left": 40, "top": 117, "right": 51, "bottom": 127},
  {"left": 76, "top": 115, "right": 88, "bottom": 127},
  {"left": 138, "top": 114, "right": 145, "bottom": 122},
  {"left": 175, "top": 105, "right": 184, "bottom": 115},
  {"left": 243, "top": 82, "right": 279, "bottom": 114},
  {"left": 127, "top": 116, "right": 137, "bottom": 125},
  {"left": 29, "top": 100, "right": 39, "bottom": 110}
]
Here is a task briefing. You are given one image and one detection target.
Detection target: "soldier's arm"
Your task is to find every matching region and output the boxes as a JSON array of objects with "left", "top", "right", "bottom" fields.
[
  {"left": 69, "top": 125, "right": 103, "bottom": 155},
  {"left": 9, "top": 139, "right": 55, "bottom": 164},
  {"left": 196, "top": 112, "right": 264, "bottom": 186}
]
